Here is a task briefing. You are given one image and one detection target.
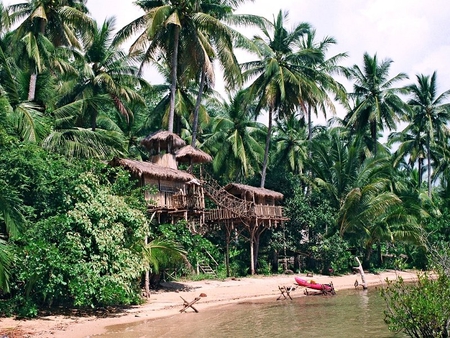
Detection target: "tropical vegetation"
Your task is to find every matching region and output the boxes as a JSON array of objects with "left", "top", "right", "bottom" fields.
[{"left": 0, "top": 1, "right": 449, "bottom": 328}]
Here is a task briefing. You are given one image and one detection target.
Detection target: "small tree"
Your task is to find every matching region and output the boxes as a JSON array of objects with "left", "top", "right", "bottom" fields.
[{"left": 381, "top": 245, "right": 450, "bottom": 338}]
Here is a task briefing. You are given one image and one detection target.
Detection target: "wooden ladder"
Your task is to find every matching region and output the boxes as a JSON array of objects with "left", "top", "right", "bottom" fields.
[{"left": 198, "top": 263, "right": 216, "bottom": 276}]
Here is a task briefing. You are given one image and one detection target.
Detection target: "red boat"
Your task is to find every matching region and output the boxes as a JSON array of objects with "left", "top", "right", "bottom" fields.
[{"left": 294, "top": 277, "right": 334, "bottom": 293}]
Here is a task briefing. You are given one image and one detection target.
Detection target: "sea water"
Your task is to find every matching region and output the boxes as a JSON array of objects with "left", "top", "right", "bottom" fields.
[{"left": 95, "top": 288, "right": 405, "bottom": 338}]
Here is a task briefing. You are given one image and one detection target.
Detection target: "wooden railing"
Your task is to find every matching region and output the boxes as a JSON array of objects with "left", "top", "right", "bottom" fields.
[
  {"left": 254, "top": 205, "right": 285, "bottom": 218},
  {"left": 201, "top": 171, "right": 254, "bottom": 218},
  {"left": 205, "top": 205, "right": 286, "bottom": 221}
]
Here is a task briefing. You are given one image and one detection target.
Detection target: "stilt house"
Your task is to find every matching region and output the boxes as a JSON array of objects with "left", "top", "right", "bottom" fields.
[{"left": 111, "top": 131, "right": 210, "bottom": 223}]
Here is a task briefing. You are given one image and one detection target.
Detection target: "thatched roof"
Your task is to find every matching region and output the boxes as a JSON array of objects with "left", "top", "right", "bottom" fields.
[
  {"left": 175, "top": 145, "right": 213, "bottom": 164},
  {"left": 224, "top": 183, "right": 284, "bottom": 200},
  {"left": 111, "top": 158, "right": 195, "bottom": 181},
  {"left": 141, "top": 130, "right": 186, "bottom": 153}
]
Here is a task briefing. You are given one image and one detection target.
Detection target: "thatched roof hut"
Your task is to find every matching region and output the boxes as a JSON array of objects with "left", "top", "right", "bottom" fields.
[
  {"left": 110, "top": 158, "right": 195, "bottom": 181},
  {"left": 175, "top": 145, "right": 213, "bottom": 164},
  {"left": 224, "top": 183, "right": 284, "bottom": 203},
  {"left": 141, "top": 130, "right": 186, "bottom": 154}
]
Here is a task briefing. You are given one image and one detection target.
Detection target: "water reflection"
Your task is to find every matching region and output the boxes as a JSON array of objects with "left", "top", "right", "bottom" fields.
[{"left": 96, "top": 288, "right": 405, "bottom": 338}]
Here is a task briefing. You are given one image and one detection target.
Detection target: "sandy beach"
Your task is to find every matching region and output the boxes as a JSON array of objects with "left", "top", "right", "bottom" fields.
[{"left": 0, "top": 270, "right": 418, "bottom": 337}]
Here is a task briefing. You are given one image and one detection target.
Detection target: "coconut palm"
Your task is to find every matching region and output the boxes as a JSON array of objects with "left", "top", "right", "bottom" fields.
[
  {"left": 403, "top": 72, "right": 450, "bottom": 197},
  {"left": 310, "top": 126, "right": 420, "bottom": 266},
  {"left": 389, "top": 120, "right": 424, "bottom": 179},
  {"left": 114, "top": 0, "right": 190, "bottom": 133},
  {"left": 202, "top": 90, "right": 265, "bottom": 181},
  {"left": 7, "top": 0, "right": 94, "bottom": 101},
  {"left": 0, "top": 39, "right": 49, "bottom": 142},
  {"left": 273, "top": 113, "right": 308, "bottom": 175},
  {"left": 241, "top": 10, "right": 320, "bottom": 188},
  {"left": 345, "top": 53, "right": 408, "bottom": 156},
  {"left": 141, "top": 60, "right": 212, "bottom": 137},
  {"left": 297, "top": 29, "right": 347, "bottom": 146},
  {"left": 43, "top": 18, "right": 148, "bottom": 159},
  {"left": 7, "top": 0, "right": 93, "bottom": 48},
  {"left": 116, "top": 0, "right": 259, "bottom": 138}
]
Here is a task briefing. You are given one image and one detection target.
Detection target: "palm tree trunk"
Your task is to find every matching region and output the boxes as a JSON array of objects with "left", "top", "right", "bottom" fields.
[
  {"left": 28, "top": 73, "right": 37, "bottom": 101},
  {"left": 260, "top": 109, "right": 273, "bottom": 188},
  {"left": 225, "top": 225, "right": 231, "bottom": 277},
  {"left": 307, "top": 104, "right": 313, "bottom": 198},
  {"left": 371, "top": 121, "right": 377, "bottom": 156},
  {"left": 426, "top": 132, "right": 432, "bottom": 197},
  {"left": 168, "top": 25, "right": 180, "bottom": 133},
  {"left": 418, "top": 157, "right": 423, "bottom": 189},
  {"left": 191, "top": 67, "right": 206, "bottom": 147}
]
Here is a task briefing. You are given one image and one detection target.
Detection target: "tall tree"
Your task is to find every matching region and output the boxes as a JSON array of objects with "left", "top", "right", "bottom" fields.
[
  {"left": 404, "top": 72, "right": 450, "bottom": 197},
  {"left": 345, "top": 53, "right": 407, "bottom": 156},
  {"left": 7, "top": 0, "right": 94, "bottom": 101},
  {"left": 242, "top": 10, "right": 315, "bottom": 188},
  {"left": 273, "top": 113, "right": 308, "bottom": 175},
  {"left": 44, "top": 18, "right": 148, "bottom": 159},
  {"left": 114, "top": 0, "right": 188, "bottom": 133},
  {"left": 116, "top": 0, "right": 259, "bottom": 138},
  {"left": 203, "top": 90, "right": 265, "bottom": 181},
  {"left": 297, "top": 29, "right": 347, "bottom": 148}
]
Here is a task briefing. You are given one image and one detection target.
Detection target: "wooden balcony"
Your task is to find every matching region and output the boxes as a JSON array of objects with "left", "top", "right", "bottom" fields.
[{"left": 205, "top": 205, "right": 287, "bottom": 222}]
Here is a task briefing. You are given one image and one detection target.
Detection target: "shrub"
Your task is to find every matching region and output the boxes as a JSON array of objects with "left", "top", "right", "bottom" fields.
[{"left": 381, "top": 272, "right": 450, "bottom": 337}]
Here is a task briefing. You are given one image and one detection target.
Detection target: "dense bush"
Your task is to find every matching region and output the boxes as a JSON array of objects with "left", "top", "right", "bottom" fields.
[
  {"left": 0, "top": 145, "right": 149, "bottom": 315},
  {"left": 381, "top": 272, "right": 450, "bottom": 337}
]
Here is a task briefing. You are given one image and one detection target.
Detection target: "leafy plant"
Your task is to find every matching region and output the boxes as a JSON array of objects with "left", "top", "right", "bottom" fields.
[{"left": 381, "top": 272, "right": 450, "bottom": 337}]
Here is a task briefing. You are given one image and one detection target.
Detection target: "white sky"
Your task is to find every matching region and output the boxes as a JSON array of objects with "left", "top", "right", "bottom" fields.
[{"left": 5, "top": 0, "right": 450, "bottom": 123}]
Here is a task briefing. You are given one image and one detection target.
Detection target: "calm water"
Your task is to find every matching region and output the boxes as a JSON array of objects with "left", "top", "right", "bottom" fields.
[{"left": 96, "top": 288, "right": 405, "bottom": 338}]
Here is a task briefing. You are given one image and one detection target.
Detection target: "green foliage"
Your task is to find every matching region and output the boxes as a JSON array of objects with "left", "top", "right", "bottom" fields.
[
  {"left": 155, "top": 222, "right": 220, "bottom": 273},
  {"left": 283, "top": 189, "right": 346, "bottom": 273},
  {"left": 0, "top": 144, "right": 149, "bottom": 315},
  {"left": 381, "top": 272, "right": 450, "bottom": 337},
  {"left": 11, "top": 172, "right": 147, "bottom": 310},
  {"left": 309, "top": 233, "right": 352, "bottom": 274}
]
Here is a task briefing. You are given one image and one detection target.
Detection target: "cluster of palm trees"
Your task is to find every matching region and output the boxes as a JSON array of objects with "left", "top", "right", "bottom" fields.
[{"left": 1, "top": 0, "right": 450, "bottom": 275}]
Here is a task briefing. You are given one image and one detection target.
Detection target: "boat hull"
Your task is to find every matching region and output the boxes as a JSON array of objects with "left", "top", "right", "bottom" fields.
[{"left": 294, "top": 277, "right": 333, "bottom": 292}]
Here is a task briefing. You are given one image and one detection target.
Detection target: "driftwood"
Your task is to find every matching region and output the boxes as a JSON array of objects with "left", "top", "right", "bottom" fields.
[
  {"left": 353, "top": 257, "right": 368, "bottom": 289},
  {"left": 179, "top": 296, "right": 201, "bottom": 313}
]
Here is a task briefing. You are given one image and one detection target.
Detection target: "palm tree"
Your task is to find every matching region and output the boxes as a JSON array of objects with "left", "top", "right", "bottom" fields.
[
  {"left": 310, "top": 127, "right": 421, "bottom": 266},
  {"left": 43, "top": 18, "right": 148, "bottom": 159},
  {"left": 403, "top": 72, "right": 450, "bottom": 197},
  {"left": 241, "top": 10, "right": 318, "bottom": 188},
  {"left": 0, "top": 38, "right": 49, "bottom": 142},
  {"left": 141, "top": 60, "right": 212, "bottom": 137},
  {"left": 114, "top": 0, "right": 189, "bottom": 133},
  {"left": 297, "top": 29, "right": 347, "bottom": 147},
  {"left": 116, "top": 0, "right": 259, "bottom": 138},
  {"left": 389, "top": 121, "right": 426, "bottom": 189},
  {"left": 345, "top": 53, "right": 408, "bottom": 156},
  {"left": 0, "top": 177, "right": 25, "bottom": 293},
  {"left": 273, "top": 113, "right": 308, "bottom": 175},
  {"left": 202, "top": 90, "right": 265, "bottom": 181},
  {"left": 142, "top": 237, "right": 187, "bottom": 298},
  {"left": 7, "top": 0, "right": 94, "bottom": 101},
  {"left": 310, "top": 126, "right": 360, "bottom": 210}
]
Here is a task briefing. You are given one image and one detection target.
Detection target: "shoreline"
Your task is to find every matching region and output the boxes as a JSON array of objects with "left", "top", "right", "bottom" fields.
[{"left": 0, "top": 270, "right": 418, "bottom": 338}]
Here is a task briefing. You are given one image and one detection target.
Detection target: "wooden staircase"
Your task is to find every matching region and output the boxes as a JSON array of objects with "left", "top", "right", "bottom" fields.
[{"left": 201, "top": 171, "right": 254, "bottom": 218}]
